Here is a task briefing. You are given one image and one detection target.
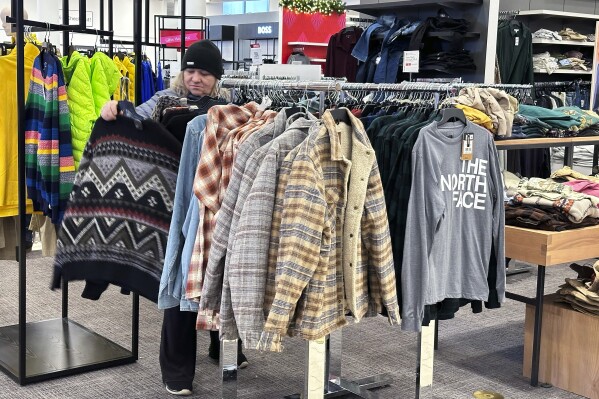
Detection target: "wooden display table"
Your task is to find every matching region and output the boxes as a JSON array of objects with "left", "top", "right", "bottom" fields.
[
  {"left": 504, "top": 225, "right": 599, "bottom": 387},
  {"left": 524, "top": 294, "right": 599, "bottom": 399}
]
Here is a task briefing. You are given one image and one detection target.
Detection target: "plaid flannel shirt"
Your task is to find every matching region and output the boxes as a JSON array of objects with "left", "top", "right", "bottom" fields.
[
  {"left": 219, "top": 116, "right": 317, "bottom": 345},
  {"left": 185, "top": 102, "right": 263, "bottom": 305},
  {"left": 257, "top": 109, "right": 400, "bottom": 352},
  {"left": 197, "top": 110, "right": 287, "bottom": 330}
]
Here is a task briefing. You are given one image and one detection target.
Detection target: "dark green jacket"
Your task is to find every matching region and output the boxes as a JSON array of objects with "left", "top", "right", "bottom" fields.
[{"left": 497, "top": 20, "right": 534, "bottom": 84}]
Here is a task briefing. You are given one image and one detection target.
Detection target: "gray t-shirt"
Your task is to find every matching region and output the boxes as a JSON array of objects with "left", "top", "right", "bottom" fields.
[{"left": 401, "top": 120, "right": 506, "bottom": 332}]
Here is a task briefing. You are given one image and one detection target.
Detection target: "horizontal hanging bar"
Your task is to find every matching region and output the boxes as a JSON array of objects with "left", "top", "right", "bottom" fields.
[
  {"left": 100, "top": 38, "right": 166, "bottom": 48},
  {"left": 220, "top": 78, "right": 342, "bottom": 92},
  {"left": 220, "top": 79, "right": 533, "bottom": 94},
  {"left": 453, "top": 82, "right": 533, "bottom": 89},
  {"left": 6, "top": 17, "right": 113, "bottom": 36}
]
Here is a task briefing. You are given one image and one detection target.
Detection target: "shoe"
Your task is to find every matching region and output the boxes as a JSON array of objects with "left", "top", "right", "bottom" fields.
[
  {"left": 208, "top": 341, "right": 219, "bottom": 363},
  {"left": 207, "top": 343, "right": 249, "bottom": 368},
  {"left": 165, "top": 385, "right": 192, "bottom": 396},
  {"left": 238, "top": 352, "right": 248, "bottom": 369}
]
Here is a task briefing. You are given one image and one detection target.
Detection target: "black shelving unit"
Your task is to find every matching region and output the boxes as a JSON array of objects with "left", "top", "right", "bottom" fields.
[
  {"left": 345, "top": 0, "right": 493, "bottom": 83},
  {"left": 0, "top": 0, "right": 151, "bottom": 385},
  {"left": 154, "top": 3, "right": 210, "bottom": 71}
]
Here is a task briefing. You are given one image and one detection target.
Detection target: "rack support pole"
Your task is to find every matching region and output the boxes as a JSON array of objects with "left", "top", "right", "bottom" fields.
[
  {"left": 108, "top": 0, "right": 113, "bottom": 57},
  {"left": 180, "top": 0, "right": 186, "bottom": 57},
  {"left": 62, "top": 0, "right": 69, "bottom": 65},
  {"left": 221, "top": 339, "right": 238, "bottom": 399},
  {"left": 78, "top": 0, "right": 86, "bottom": 29},
  {"left": 415, "top": 321, "right": 436, "bottom": 399},
  {"left": 15, "top": 0, "right": 26, "bottom": 383}
]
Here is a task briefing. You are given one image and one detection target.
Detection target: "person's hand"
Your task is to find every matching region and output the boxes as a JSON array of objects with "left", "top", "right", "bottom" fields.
[{"left": 100, "top": 100, "right": 120, "bottom": 121}]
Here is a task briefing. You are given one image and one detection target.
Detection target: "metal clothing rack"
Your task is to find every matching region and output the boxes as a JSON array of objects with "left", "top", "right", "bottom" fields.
[
  {"left": 216, "top": 78, "right": 522, "bottom": 399},
  {"left": 0, "top": 0, "right": 145, "bottom": 386}
]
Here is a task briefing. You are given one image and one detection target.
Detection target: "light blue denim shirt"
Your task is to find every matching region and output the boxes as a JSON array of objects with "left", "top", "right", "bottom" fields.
[{"left": 158, "top": 114, "right": 207, "bottom": 310}]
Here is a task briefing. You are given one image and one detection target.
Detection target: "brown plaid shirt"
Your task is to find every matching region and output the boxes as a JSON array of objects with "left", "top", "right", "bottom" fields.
[
  {"left": 185, "top": 102, "right": 272, "bottom": 308},
  {"left": 257, "top": 109, "right": 400, "bottom": 352}
]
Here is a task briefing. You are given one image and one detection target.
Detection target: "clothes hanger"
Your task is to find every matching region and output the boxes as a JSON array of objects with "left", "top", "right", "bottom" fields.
[
  {"left": 117, "top": 101, "right": 144, "bottom": 129},
  {"left": 438, "top": 107, "right": 467, "bottom": 126}
]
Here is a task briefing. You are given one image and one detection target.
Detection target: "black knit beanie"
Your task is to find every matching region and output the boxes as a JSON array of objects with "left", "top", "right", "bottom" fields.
[{"left": 182, "top": 40, "right": 223, "bottom": 79}]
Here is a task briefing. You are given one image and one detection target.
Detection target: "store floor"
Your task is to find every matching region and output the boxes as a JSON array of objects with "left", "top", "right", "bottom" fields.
[{"left": 0, "top": 252, "right": 588, "bottom": 399}]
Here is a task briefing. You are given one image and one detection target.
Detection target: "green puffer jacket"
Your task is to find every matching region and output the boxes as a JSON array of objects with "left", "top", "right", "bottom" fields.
[
  {"left": 90, "top": 52, "right": 121, "bottom": 117},
  {"left": 61, "top": 51, "right": 95, "bottom": 170}
]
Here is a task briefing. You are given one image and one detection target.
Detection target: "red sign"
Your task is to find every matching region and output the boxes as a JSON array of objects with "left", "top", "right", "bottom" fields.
[
  {"left": 159, "top": 29, "right": 205, "bottom": 48},
  {"left": 281, "top": 9, "right": 346, "bottom": 70}
]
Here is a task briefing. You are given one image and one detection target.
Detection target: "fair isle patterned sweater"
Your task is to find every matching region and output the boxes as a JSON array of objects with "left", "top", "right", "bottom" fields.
[
  {"left": 24, "top": 51, "right": 76, "bottom": 224},
  {"left": 52, "top": 116, "right": 181, "bottom": 302}
]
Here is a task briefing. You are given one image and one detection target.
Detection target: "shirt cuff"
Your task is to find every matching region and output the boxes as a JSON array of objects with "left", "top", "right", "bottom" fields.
[
  {"left": 401, "top": 316, "right": 422, "bottom": 332},
  {"left": 385, "top": 303, "right": 401, "bottom": 326},
  {"left": 257, "top": 331, "right": 284, "bottom": 352}
]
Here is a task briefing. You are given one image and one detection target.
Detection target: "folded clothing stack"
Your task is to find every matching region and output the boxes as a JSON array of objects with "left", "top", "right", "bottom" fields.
[
  {"left": 556, "top": 261, "right": 599, "bottom": 317},
  {"left": 419, "top": 50, "right": 476, "bottom": 73},
  {"left": 559, "top": 28, "right": 589, "bottom": 42},
  {"left": 533, "top": 52, "right": 560, "bottom": 73},
  {"left": 533, "top": 50, "right": 591, "bottom": 73},
  {"left": 503, "top": 171, "right": 599, "bottom": 227},
  {"left": 532, "top": 28, "right": 562, "bottom": 41}
]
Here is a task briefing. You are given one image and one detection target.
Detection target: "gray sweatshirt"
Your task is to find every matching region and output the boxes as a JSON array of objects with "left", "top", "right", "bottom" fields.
[{"left": 401, "top": 120, "right": 506, "bottom": 332}]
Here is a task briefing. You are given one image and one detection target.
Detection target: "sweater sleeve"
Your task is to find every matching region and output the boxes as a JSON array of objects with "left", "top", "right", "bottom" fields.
[
  {"left": 489, "top": 140, "right": 506, "bottom": 302},
  {"left": 401, "top": 150, "right": 444, "bottom": 332}
]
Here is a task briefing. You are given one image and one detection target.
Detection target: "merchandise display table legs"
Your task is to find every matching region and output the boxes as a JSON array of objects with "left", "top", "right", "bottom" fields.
[
  {"left": 505, "top": 266, "right": 546, "bottom": 387},
  {"left": 504, "top": 224, "right": 599, "bottom": 388}
]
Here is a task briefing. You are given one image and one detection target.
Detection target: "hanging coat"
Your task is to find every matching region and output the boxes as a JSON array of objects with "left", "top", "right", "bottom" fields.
[
  {"left": 61, "top": 51, "right": 96, "bottom": 170},
  {"left": 0, "top": 43, "right": 39, "bottom": 217},
  {"left": 113, "top": 55, "right": 136, "bottom": 103},
  {"left": 24, "top": 51, "right": 76, "bottom": 224},
  {"left": 90, "top": 52, "right": 121, "bottom": 118}
]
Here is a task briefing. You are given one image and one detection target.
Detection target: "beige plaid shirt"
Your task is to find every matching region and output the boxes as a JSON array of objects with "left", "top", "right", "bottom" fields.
[{"left": 257, "top": 109, "right": 400, "bottom": 352}]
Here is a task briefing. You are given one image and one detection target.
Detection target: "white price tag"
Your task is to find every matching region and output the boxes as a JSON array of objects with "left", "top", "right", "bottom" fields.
[
  {"left": 250, "top": 43, "right": 263, "bottom": 66},
  {"left": 403, "top": 50, "right": 420, "bottom": 73}
]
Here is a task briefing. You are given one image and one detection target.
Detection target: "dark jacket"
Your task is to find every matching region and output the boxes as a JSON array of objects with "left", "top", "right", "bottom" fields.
[
  {"left": 497, "top": 20, "right": 534, "bottom": 84},
  {"left": 325, "top": 27, "right": 363, "bottom": 82}
]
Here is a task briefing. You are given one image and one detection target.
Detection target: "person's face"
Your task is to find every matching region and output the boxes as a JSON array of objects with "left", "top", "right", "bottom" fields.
[{"left": 183, "top": 68, "right": 217, "bottom": 97}]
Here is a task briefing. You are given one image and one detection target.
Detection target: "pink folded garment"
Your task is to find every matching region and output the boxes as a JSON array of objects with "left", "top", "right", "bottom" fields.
[{"left": 564, "top": 180, "right": 599, "bottom": 198}]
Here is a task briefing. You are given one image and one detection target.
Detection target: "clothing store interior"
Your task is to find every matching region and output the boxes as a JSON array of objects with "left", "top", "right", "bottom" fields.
[{"left": 3, "top": 0, "right": 599, "bottom": 398}]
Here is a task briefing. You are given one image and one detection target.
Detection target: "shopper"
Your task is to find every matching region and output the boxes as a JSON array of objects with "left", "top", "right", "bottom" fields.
[{"left": 100, "top": 39, "right": 247, "bottom": 397}]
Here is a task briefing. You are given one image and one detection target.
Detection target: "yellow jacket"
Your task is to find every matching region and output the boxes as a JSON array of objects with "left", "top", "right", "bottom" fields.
[
  {"left": 0, "top": 43, "right": 39, "bottom": 217},
  {"left": 113, "top": 56, "right": 135, "bottom": 103},
  {"left": 455, "top": 104, "right": 494, "bottom": 132}
]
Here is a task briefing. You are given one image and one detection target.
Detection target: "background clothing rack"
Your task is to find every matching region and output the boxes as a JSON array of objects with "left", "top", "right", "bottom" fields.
[{"left": 0, "top": 0, "right": 150, "bottom": 386}]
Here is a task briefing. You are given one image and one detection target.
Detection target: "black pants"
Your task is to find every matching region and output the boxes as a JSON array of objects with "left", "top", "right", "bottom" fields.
[{"left": 159, "top": 306, "right": 220, "bottom": 390}]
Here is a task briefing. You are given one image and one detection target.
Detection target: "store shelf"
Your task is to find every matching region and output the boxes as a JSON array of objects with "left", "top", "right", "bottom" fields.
[
  {"left": 427, "top": 31, "right": 480, "bottom": 39},
  {"left": 519, "top": 9, "right": 599, "bottom": 20},
  {"left": 532, "top": 38, "right": 594, "bottom": 47},
  {"left": 533, "top": 68, "right": 592, "bottom": 75},
  {"left": 288, "top": 41, "right": 329, "bottom": 47},
  {"left": 495, "top": 136, "right": 599, "bottom": 150},
  {"left": 346, "top": 0, "right": 482, "bottom": 15},
  {"left": 310, "top": 58, "right": 326, "bottom": 62}
]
